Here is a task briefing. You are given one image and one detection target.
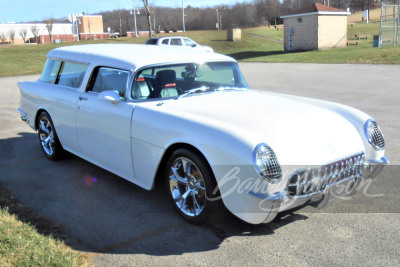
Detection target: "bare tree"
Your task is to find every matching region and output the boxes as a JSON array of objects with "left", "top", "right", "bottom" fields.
[
  {"left": 100, "top": 2, "right": 278, "bottom": 33},
  {"left": 142, "top": 0, "right": 153, "bottom": 39},
  {"left": 19, "top": 28, "right": 28, "bottom": 43},
  {"left": 45, "top": 19, "right": 55, "bottom": 43},
  {"left": 30, "top": 25, "right": 39, "bottom": 43},
  {"left": 256, "top": 0, "right": 280, "bottom": 27},
  {"left": 0, "top": 33, "right": 7, "bottom": 44},
  {"left": 8, "top": 29, "right": 15, "bottom": 44}
]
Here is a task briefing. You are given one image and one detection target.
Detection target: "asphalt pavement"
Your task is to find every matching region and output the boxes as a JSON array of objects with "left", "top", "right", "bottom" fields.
[{"left": 0, "top": 63, "right": 399, "bottom": 266}]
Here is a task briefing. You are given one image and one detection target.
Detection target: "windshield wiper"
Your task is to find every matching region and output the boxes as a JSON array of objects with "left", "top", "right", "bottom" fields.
[
  {"left": 215, "top": 86, "right": 249, "bottom": 92},
  {"left": 178, "top": 86, "right": 248, "bottom": 99},
  {"left": 178, "top": 86, "right": 211, "bottom": 98}
]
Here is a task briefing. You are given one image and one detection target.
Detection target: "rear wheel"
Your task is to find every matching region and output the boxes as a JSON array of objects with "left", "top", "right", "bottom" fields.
[
  {"left": 166, "top": 148, "right": 220, "bottom": 224},
  {"left": 37, "top": 112, "right": 64, "bottom": 160}
]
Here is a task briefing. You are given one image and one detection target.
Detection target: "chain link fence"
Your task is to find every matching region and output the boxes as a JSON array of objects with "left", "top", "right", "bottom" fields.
[{"left": 379, "top": 3, "right": 400, "bottom": 46}]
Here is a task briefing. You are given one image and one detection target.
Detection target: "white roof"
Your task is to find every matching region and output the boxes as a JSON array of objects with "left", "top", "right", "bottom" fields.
[
  {"left": 280, "top": 11, "right": 350, "bottom": 18},
  {"left": 47, "top": 44, "right": 234, "bottom": 71}
]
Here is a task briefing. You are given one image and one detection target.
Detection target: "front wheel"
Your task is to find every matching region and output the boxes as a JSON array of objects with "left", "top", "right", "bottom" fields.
[
  {"left": 166, "top": 148, "right": 220, "bottom": 224},
  {"left": 37, "top": 112, "right": 65, "bottom": 160}
]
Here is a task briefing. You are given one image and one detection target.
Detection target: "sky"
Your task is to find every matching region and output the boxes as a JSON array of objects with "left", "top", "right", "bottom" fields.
[{"left": 0, "top": 0, "right": 251, "bottom": 23}]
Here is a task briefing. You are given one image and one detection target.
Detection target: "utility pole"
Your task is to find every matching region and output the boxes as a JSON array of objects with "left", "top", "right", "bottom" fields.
[
  {"left": 88, "top": 17, "right": 91, "bottom": 40},
  {"left": 182, "top": 0, "right": 185, "bottom": 32},
  {"left": 367, "top": 0, "right": 370, "bottom": 21},
  {"left": 134, "top": 5, "right": 138, "bottom": 37},
  {"left": 119, "top": 13, "right": 122, "bottom": 37},
  {"left": 217, "top": 9, "right": 219, "bottom": 30},
  {"left": 131, "top": 5, "right": 139, "bottom": 37}
]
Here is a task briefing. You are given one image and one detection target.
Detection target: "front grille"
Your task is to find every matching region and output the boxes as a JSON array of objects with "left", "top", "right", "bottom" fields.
[
  {"left": 287, "top": 152, "right": 365, "bottom": 198},
  {"left": 369, "top": 121, "right": 385, "bottom": 149}
]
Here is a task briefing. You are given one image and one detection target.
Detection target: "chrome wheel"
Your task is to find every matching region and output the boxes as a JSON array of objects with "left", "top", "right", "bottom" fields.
[
  {"left": 169, "top": 157, "right": 206, "bottom": 217},
  {"left": 38, "top": 116, "right": 55, "bottom": 156}
]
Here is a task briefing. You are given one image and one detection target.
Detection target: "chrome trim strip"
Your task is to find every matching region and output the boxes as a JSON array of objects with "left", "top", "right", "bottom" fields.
[
  {"left": 247, "top": 190, "right": 287, "bottom": 201},
  {"left": 17, "top": 108, "right": 27, "bottom": 122},
  {"left": 365, "top": 156, "right": 389, "bottom": 178},
  {"left": 369, "top": 155, "right": 389, "bottom": 165}
]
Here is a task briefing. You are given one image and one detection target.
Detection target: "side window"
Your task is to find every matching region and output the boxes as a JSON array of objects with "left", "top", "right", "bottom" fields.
[
  {"left": 183, "top": 38, "right": 195, "bottom": 47},
  {"left": 57, "top": 62, "right": 88, "bottom": 88},
  {"left": 90, "top": 67, "right": 130, "bottom": 98},
  {"left": 161, "top": 39, "right": 169, "bottom": 45},
  {"left": 40, "top": 59, "right": 62, "bottom": 84},
  {"left": 170, "top": 38, "right": 182, "bottom": 46}
]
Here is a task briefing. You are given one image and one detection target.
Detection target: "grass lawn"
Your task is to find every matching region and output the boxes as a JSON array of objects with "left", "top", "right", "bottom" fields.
[
  {"left": 0, "top": 208, "right": 89, "bottom": 266},
  {"left": 0, "top": 185, "right": 89, "bottom": 266},
  {"left": 1, "top": 22, "right": 400, "bottom": 76}
]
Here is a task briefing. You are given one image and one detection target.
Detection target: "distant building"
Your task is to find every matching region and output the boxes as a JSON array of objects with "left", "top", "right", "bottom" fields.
[
  {"left": 281, "top": 3, "right": 350, "bottom": 51},
  {"left": 76, "top": 15, "right": 109, "bottom": 40},
  {"left": 0, "top": 23, "right": 74, "bottom": 44},
  {"left": 0, "top": 15, "right": 110, "bottom": 44}
]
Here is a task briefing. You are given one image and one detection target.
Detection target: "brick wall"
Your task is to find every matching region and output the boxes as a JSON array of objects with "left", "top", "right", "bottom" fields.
[
  {"left": 79, "top": 33, "right": 110, "bottom": 40},
  {"left": 318, "top": 15, "right": 347, "bottom": 49},
  {"left": 78, "top": 16, "right": 104, "bottom": 35},
  {"left": 284, "top": 15, "right": 318, "bottom": 51},
  {"left": 284, "top": 14, "right": 348, "bottom": 51}
]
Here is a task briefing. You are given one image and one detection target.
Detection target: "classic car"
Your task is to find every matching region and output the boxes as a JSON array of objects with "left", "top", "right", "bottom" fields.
[
  {"left": 145, "top": 36, "right": 214, "bottom": 52},
  {"left": 18, "top": 44, "right": 388, "bottom": 224}
]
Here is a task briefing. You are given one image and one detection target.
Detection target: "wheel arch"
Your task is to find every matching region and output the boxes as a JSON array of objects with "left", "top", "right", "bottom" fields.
[
  {"left": 152, "top": 142, "right": 217, "bottom": 190},
  {"left": 34, "top": 108, "right": 51, "bottom": 131}
]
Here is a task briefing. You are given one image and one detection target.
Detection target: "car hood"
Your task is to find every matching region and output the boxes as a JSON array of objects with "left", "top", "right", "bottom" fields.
[{"left": 157, "top": 90, "right": 365, "bottom": 165}]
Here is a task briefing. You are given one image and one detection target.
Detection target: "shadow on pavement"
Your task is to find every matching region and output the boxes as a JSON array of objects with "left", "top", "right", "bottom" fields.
[
  {"left": 228, "top": 51, "right": 286, "bottom": 60},
  {"left": 0, "top": 132, "right": 308, "bottom": 256}
]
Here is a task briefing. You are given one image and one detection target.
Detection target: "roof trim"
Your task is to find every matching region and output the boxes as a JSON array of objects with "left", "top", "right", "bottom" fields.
[{"left": 281, "top": 11, "right": 350, "bottom": 18}]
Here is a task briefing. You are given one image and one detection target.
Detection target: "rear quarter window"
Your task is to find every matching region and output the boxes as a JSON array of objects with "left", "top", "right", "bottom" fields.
[
  {"left": 40, "top": 59, "right": 62, "bottom": 84},
  {"left": 40, "top": 59, "right": 88, "bottom": 89},
  {"left": 145, "top": 39, "right": 158, "bottom": 45},
  {"left": 56, "top": 62, "right": 88, "bottom": 88}
]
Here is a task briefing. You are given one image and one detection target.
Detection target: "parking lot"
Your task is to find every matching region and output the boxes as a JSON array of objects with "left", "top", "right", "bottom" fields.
[{"left": 0, "top": 63, "right": 399, "bottom": 266}]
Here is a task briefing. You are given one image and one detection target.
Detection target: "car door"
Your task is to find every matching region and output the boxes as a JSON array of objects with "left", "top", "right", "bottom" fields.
[
  {"left": 76, "top": 66, "right": 135, "bottom": 181},
  {"left": 37, "top": 59, "right": 88, "bottom": 153},
  {"left": 170, "top": 37, "right": 183, "bottom": 46}
]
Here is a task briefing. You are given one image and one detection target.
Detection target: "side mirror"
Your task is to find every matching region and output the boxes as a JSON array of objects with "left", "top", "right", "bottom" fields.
[
  {"left": 97, "top": 90, "right": 121, "bottom": 104},
  {"left": 191, "top": 44, "right": 197, "bottom": 47}
]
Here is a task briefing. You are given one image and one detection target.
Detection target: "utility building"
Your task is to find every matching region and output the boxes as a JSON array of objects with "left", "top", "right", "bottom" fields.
[
  {"left": 281, "top": 3, "right": 350, "bottom": 51},
  {"left": 77, "top": 15, "right": 108, "bottom": 40}
]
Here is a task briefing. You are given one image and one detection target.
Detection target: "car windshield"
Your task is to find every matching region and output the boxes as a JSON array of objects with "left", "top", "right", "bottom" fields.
[{"left": 131, "top": 62, "right": 249, "bottom": 100}]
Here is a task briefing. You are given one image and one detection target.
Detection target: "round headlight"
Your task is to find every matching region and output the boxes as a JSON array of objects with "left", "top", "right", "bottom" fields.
[
  {"left": 364, "top": 119, "right": 385, "bottom": 151},
  {"left": 253, "top": 143, "right": 282, "bottom": 183}
]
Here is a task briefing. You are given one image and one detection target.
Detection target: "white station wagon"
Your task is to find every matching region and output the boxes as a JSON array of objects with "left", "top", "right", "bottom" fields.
[
  {"left": 18, "top": 44, "right": 388, "bottom": 224},
  {"left": 145, "top": 36, "right": 214, "bottom": 53}
]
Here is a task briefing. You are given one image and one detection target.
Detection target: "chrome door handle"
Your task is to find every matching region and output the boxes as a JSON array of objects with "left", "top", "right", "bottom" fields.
[{"left": 79, "top": 97, "right": 88, "bottom": 101}]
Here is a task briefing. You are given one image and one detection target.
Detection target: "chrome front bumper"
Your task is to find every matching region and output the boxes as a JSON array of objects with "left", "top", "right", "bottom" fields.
[{"left": 247, "top": 155, "right": 389, "bottom": 224}]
